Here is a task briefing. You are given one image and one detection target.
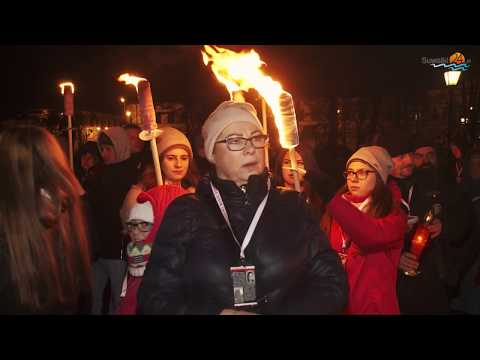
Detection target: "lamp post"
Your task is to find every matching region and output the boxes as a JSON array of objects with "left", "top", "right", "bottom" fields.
[
  {"left": 125, "top": 110, "right": 132, "bottom": 124},
  {"left": 444, "top": 70, "right": 461, "bottom": 145}
]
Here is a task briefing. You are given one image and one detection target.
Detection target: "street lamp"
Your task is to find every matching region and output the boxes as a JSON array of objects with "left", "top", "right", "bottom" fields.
[
  {"left": 120, "top": 97, "right": 126, "bottom": 116},
  {"left": 125, "top": 110, "right": 132, "bottom": 124},
  {"left": 444, "top": 71, "right": 461, "bottom": 145}
]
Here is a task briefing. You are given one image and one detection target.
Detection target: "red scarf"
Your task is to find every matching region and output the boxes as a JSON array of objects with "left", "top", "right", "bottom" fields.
[{"left": 343, "top": 192, "right": 370, "bottom": 204}]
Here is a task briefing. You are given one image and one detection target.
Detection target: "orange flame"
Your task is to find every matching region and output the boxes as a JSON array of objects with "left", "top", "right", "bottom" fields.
[
  {"left": 118, "top": 73, "right": 147, "bottom": 92},
  {"left": 202, "top": 45, "right": 296, "bottom": 148},
  {"left": 59, "top": 82, "right": 75, "bottom": 94}
]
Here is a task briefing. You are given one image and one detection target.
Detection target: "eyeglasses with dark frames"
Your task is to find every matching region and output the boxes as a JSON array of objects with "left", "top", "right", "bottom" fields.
[
  {"left": 215, "top": 134, "right": 269, "bottom": 151},
  {"left": 126, "top": 221, "right": 153, "bottom": 232},
  {"left": 343, "top": 169, "right": 375, "bottom": 181}
]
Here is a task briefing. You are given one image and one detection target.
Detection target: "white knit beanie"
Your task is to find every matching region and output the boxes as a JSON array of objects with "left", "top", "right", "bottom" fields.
[
  {"left": 346, "top": 146, "right": 393, "bottom": 184},
  {"left": 156, "top": 126, "right": 192, "bottom": 158},
  {"left": 202, "top": 101, "right": 264, "bottom": 164},
  {"left": 127, "top": 201, "right": 154, "bottom": 223}
]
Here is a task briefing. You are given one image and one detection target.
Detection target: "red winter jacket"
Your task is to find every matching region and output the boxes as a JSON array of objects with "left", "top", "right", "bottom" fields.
[
  {"left": 326, "top": 181, "right": 407, "bottom": 314},
  {"left": 117, "top": 184, "right": 188, "bottom": 315}
]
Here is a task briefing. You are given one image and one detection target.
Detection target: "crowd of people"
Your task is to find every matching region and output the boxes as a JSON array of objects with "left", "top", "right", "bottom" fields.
[{"left": 1, "top": 100, "right": 479, "bottom": 315}]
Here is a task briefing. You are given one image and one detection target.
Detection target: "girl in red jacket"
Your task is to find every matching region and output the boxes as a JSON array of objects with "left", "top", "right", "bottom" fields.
[{"left": 322, "top": 146, "right": 407, "bottom": 314}]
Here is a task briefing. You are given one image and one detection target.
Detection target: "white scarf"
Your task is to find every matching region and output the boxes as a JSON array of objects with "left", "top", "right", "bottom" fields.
[{"left": 341, "top": 194, "right": 371, "bottom": 212}]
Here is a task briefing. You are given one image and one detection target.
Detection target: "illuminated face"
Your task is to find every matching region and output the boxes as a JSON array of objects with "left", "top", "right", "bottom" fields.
[
  {"left": 413, "top": 146, "right": 437, "bottom": 169},
  {"left": 125, "top": 128, "right": 144, "bottom": 154},
  {"left": 391, "top": 153, "right": 414, "bottom": 179},
  {"left": 281, "top": 151, "right": 305, "bottom": 190},
  {"left": 213, "top": 122, "right": 265, "bottom": 187},
  {"left": 100, "top": 144, "right": 115, "bottom": 164},
  {"left": 346, "top": 161, "right": 377, "bottom": 198},
  {"left": 161, "top": 147, "right": 190, "bottom": 185}
]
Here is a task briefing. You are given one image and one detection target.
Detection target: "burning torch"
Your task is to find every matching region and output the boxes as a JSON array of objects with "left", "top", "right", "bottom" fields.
[
  {"left": 202, "top": 45, "right": 302, "bottom": 190},
  {"left": 118, "top": 73, "right": 163, "bottom": 185},
  {"left": 276, "top": 92, "right": 301, "bottom": 191},
  {"left": 59, "top": 82, "right": 75, "bottom": 169}
]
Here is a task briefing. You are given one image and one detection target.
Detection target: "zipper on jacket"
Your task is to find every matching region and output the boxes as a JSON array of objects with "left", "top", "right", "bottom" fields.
[{"left": 240, "top": 185, "right": 250, "bottom": 206}]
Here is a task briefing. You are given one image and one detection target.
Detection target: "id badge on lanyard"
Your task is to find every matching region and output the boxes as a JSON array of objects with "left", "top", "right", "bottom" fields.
[
  {"left": 230, "top": 265, "right": 257, "bottom": 307},
  {"left": 210, "top": 180, "right": 269, "bottom": 308}
]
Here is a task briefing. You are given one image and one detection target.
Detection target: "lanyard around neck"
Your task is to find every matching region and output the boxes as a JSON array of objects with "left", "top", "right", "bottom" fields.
[
  {"left": 401, "top": 185, "right": 414, "bottom": 215},
  {"left": 210, "top": 179, "right": 270, "bottom": 261}
]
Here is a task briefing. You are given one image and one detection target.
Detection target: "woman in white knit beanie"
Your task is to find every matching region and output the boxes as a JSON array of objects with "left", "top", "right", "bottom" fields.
[{"left": 136, "top": 101, "right": 348, "bottom": 315}]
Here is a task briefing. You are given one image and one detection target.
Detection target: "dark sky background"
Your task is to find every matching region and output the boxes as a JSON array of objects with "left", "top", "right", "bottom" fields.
[{"left": 1, "top": 45, "right": 480, "bottom": 118}]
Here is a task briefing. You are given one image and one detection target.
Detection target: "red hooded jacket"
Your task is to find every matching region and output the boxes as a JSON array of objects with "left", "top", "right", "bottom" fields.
[
  {"left": 117, "top": 184, "right": 188, "bottom": 315},
  {"left": 326, "top": 181, "right": 407, "bottom": 314}
]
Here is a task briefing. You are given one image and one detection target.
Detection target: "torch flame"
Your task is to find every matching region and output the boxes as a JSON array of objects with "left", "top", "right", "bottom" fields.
[
  {"left": 202, "top": 45, "right": 292, "bottom": 148},
  {"left": 118, "top": 73, "right": 147, "bottom": 92},
  {"left": 59, "top": 82, "right": 75, "bottom": 94}
]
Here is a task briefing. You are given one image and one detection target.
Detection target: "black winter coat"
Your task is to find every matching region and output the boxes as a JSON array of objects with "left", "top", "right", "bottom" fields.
[
  {"left": 87, "top": 156, "right": 140, "bottom": 259},
  {"left": 137, "top": 171, "right": 348, "bottom": 315},
  {"left": 396, "top": 169, "right": 473, "bottom": 313}
]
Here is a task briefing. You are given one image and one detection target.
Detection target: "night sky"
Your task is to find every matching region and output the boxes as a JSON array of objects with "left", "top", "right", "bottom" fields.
[{"left": 2, "top": 45, "right": 480, "bottom": 118}]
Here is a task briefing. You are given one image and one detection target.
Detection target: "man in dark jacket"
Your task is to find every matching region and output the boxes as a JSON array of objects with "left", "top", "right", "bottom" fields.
[
  {"left": 88, "top": 127, "right": 141, "bottom": 314},
  {"left": 137, "top": 101, "right": 348, "bottom": 314},
  {"left": 450, "top": 150, "right": 480, "bottom": 313},
  {"left": 378, "top": 131, "right": 471, "bottom": 313}
]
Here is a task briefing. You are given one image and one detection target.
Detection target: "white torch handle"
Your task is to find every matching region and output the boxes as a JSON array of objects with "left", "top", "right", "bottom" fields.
[
  {"left": 262, "top": 99, "right": 269, "bottom": 170},
  {"left": 149, "top": 137, "right": 163, "bottom": 186},
  {"left": 67, "top": 115, "right": 73, "bottom": 169},
  {"left": 288, "top": 148, "right": 301, "bottom": 192}
]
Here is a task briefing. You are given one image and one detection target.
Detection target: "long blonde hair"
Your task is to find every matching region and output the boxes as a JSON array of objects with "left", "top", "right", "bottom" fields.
[{"left": 0, "top": 125, "right": 91, "bottom": 311}]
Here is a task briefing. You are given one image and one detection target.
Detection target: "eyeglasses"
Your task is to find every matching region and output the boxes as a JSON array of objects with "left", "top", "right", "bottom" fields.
[
  {"left": 126, "top": 221, "right": 153, "bottom": 232},
  {"left": 343, "top": 169, "right": 375, "bottom": 181},
  {"left": 215, "top": 134, "right": 269, "bottom": 151}
]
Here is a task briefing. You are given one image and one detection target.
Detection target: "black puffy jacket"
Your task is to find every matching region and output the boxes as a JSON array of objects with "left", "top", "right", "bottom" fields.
[{"left": 137, "top": 171, "right": 348, "bottom": 314}]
